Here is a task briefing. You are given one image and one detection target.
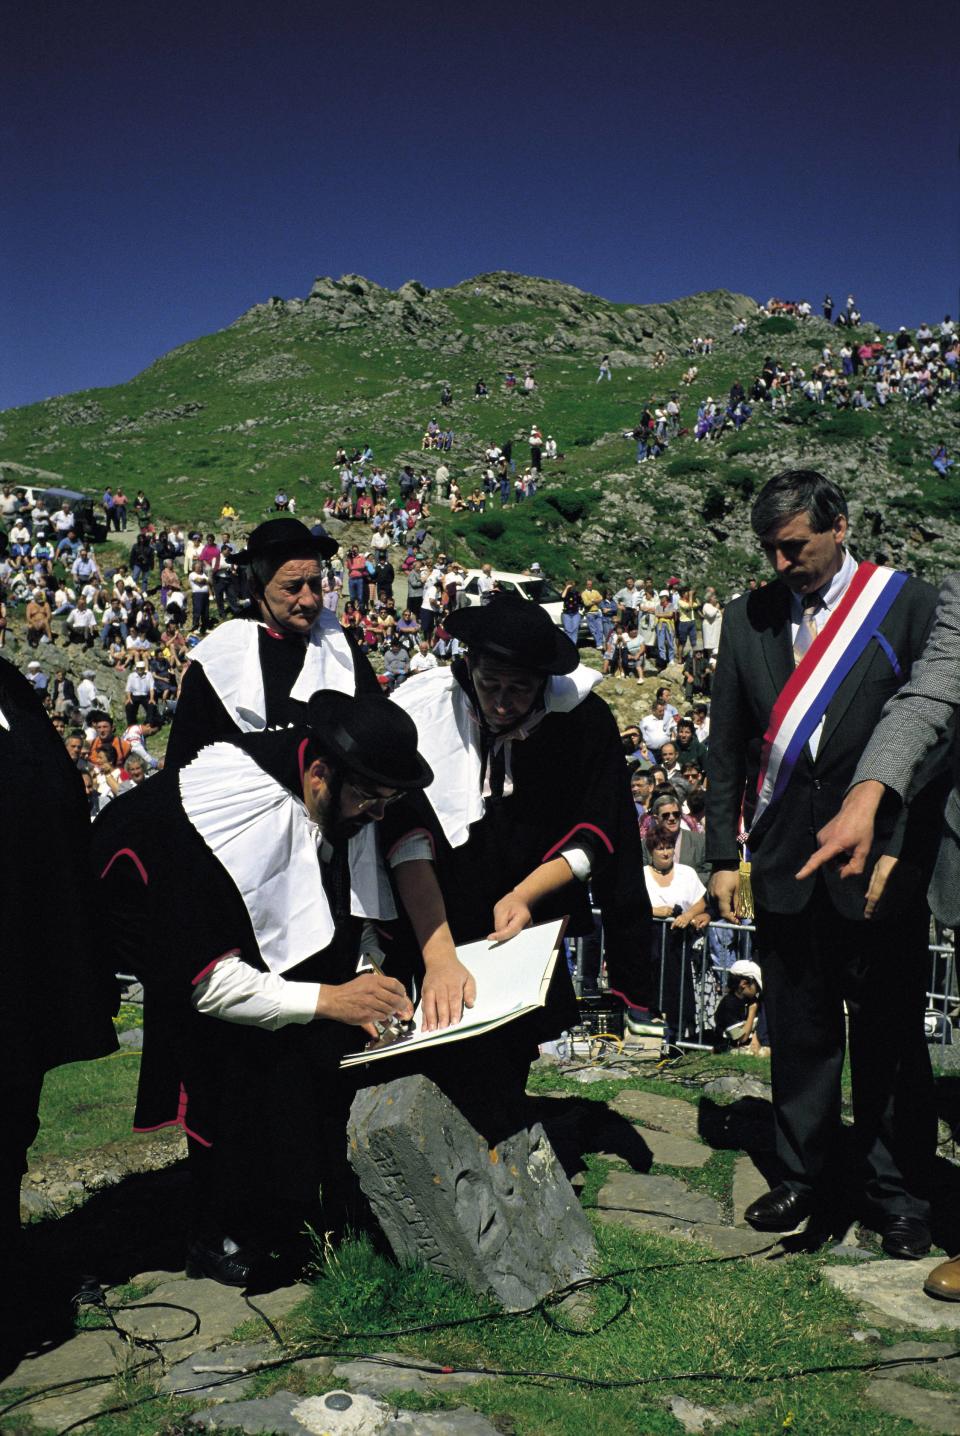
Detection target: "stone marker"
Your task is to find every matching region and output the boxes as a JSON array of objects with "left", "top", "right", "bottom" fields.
[{"left": 347, "top": 1074, "right": 595, "bottom": 1310}]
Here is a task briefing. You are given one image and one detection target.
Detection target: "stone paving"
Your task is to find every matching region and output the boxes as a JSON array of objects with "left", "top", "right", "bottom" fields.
[{"left": 6, "top": 1070, "right": 960, "bottom": 1433}]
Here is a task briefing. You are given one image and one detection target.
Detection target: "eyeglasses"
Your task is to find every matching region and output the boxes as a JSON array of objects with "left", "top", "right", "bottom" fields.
[
  {"left": 345, "top": 781, "right": 403, "bottom": 812},
  {"left": 658, "top": 809, "right": 681, "bottom": 820}
]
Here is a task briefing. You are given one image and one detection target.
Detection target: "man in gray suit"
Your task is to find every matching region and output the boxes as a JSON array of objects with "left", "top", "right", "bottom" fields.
[{"left": 801, "top": 572, "right": 960, "bottom": 1297}]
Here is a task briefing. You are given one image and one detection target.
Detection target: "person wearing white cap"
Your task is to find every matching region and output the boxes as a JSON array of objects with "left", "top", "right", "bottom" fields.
[{"left": 713, "top": 960, "right": 768, "bottom": 1054}]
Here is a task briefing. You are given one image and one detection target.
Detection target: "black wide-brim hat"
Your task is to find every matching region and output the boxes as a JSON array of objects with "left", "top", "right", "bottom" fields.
[
  {"left": 445, "top": 592, "right": 578, "bottom": 675},
  {"left": 235, "top": 518, "right": 339, "bottom": 565},
  {"left": 306, "top": 691, "right": 433, "bottom": 791}
]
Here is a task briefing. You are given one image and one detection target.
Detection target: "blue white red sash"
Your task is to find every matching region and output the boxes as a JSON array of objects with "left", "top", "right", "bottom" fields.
[{"left": 749, "top": 562, "right": 907, "bottom": 837}]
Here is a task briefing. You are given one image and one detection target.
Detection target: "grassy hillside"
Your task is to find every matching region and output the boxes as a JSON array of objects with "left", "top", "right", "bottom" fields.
[{"left": 1, "top": 271, "right": 957, "bottom": 587}]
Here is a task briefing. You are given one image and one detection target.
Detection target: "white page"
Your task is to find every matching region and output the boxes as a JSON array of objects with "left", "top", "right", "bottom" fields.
[{"left": 340, "top": 917, "right": 565, "bottom": 1067}]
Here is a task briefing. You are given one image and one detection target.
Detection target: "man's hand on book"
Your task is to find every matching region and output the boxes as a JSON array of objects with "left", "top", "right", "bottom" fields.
[
  {"left": 315, "top": 973, "right": 413, "bottom": 1039},
  {"left": 489, "top": 893, "right": 533, "bottom": 944},
  {"left": 420, "top": 956, "right": 476, "bottom": 1032}
]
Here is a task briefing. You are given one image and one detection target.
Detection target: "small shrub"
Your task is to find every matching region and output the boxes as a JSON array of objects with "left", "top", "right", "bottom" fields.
[
  {"left": 474, "top": 516, "right": 505, "bottom": 541},
  {"left": 758, "top": 316, "right": 797, "bottom": 334},
  {"left": 666, "top": 456, "right": 710, "bottom": 476},
  {"left": 544, "top": 492, "right": 587, "bottom": 523},
  {"left": 702, "top": 488, "right": 728, "bottom": 522},
  {"left": 572, "top": 432, "right": 598, "bottom": 447},
  {"left": 888, "top": 437, "right": 916, "bottom": 468},
  {"left": 725, "top": 464, "right": 759, "bottom": 498}
]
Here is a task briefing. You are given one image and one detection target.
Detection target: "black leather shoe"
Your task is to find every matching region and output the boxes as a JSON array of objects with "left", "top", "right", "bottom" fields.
[
  {"left": 744, "top": 1184, "right": 813, "bottom": 1232},
  {"left": 185, "top": 1239, "right": 260, "bottom": 1288},
  {"left": 879, "top": 1216, "right": 931, "bottom": 1261}
]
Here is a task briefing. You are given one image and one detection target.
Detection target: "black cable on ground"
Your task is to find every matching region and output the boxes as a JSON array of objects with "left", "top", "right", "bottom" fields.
[{"left": 4, "top": 1254, "right": 959, "bottom": 1435}]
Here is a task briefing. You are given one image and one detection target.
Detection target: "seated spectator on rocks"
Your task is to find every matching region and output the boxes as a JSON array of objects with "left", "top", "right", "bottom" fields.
[
  {"left": 675, "top": 716, "right": 707, "bottom": 768},
  {"left": 395, "top": 609, "right": 420, "bottom": 648},
  {"left": 26, "top": 589, "right": 54, "bottom": 648},
  {"left": 118, "top": 752, "right": 150, "bottom": 791},
  {"left": 25, "top": 660, "right": 47, "bottom": 694},
  {"left": 88, "top": 710, "right": 131, "bottom": 772},
  {"left": 658, "top": 740, "right": 685, "bottom": 788},
  {"left": 631, "top": 768, "right": 655, "bottom": 818},
  {"left": 65, "top": 595, "right": 97, "bottom": 648},
  {"left": 409, "top": 639, "right": 438, "bottom": 675},
  {"left": 640, "top": 698, "right": 675, "bottom": 756},
  {"left": 684, "top": 786, "right": 706, "bottom": 832},
  {"left": 382, "top": 637, "right": 410, "bottom": 691}
]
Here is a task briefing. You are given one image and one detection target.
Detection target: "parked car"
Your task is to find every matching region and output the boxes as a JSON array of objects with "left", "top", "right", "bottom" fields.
[
  {"left": 458, "top": 569, "right": 588, "bottom": 640},
  {"left": 19, "top": 485, "right": 108, "bottom": 544}
]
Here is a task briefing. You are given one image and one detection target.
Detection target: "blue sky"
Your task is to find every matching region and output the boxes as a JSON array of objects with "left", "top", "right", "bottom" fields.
[{"left": 3, "top": 0, "right": 957, "bottom": 410}]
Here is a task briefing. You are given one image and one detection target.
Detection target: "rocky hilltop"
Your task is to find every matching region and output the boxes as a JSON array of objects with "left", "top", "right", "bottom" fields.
[{"left": 1, "top": 272, "right": 956, "bottom": 586}]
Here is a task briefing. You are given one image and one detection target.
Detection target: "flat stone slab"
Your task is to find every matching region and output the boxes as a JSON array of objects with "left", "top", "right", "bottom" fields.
[
  {"left": 702, "top": 1074, "right": 771, "bottom": 1101},
  {"left": 162, "top": 1340, "right": 291, "bottom": 1400},
  {"left": 590, "top": 1128, "right": 708, "bottom": 1169},
  {"left": 0, "top": 1331, "right": 129, "bottom": 1430},
  {"left": 666, "top": 1395, "right": 757, "bottom": 1433},
  {"left": 571, "top": 1066, "right": 632, "bottom": 1083},
  {"left": 596, "top": 1170, "right": 722, "bottom": 1225},
  {"left": 348, "top": 1074, "right": 594, "bottom": 1310},
  {"left": 610, "top": 1089, "right": 700, "bottom": 1137},
  {"left": 825, "top": 1259, "right": 960, "bottom": 1330},
  {"left": 865, "top": 1378, "right": 960, "bottom": 1433},
  {"left": 595, "top": 1207, "right": 778, "bottom": 1257},
  {"left": 732, "top": 1154, "right": 770, "bottom": 1226},
  {"left": 873, "top": 1341, "right": 960, "bottom": 1386},
  {"left": 0, "top": 1269, "right": 310, "bottom": 1430},
  {"left": 332, "top": 1352, "right": 488, "bottom": 1396},
  {"left": 594, "top": 1171, "right": 777, "bottom": 1257},
  {"left": 188, "top": 1389, "right": 500, "bottom": 1434},
  {"left": 632, "top": 1128, "right": 710, "bottom": 1169}
]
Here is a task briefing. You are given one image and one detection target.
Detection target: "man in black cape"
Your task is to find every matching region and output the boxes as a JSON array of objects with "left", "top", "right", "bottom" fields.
[
  {"left": 388, "top": 594, "right": 652, "bottom": 1113},
  {"left": 1, "top": 659, "right": 118, "bottom": 1355},
  {"left": 165, "top": 518, "right": 380, "bottom": 769},
  {"left": 91, "top": 691, "right": 455, "bottom": 1288}
]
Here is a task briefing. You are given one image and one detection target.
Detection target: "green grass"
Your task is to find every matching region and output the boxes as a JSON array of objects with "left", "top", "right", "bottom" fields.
[{"left": 28, "top": 1052, "right": 143, "bottom": 1161}]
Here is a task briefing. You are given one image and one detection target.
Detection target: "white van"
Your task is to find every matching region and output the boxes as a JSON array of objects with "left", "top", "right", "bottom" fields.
[{"left": 458, "top": 569, "right": 588, "bottom": 639}]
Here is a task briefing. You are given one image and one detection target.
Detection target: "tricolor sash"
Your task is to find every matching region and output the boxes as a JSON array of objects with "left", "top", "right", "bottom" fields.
[{"left": 749, "top": 561, "right": 907, "bottom": 837}]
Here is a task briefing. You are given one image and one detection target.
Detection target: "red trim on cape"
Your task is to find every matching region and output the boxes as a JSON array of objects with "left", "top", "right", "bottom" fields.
[
  {"left": 100, "top": 847, "right": 149, "bottom": 884},
  {"left": 191, "top": 949, "right": 242, "bottom": 987},
  {"left": 133, "top": 1083, "right": 212, "bottom": 1147},
  {"left": 541, "top": 822, "right": 614, "bottom": 863}
]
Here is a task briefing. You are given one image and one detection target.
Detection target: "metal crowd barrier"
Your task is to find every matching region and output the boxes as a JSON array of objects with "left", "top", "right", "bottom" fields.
[{"left": 574, "top": 913, "right": 958, "bottom": 1054}]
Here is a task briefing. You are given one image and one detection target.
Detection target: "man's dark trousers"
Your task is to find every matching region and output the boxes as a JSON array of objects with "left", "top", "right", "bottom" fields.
[{"left": 758, "top": 877, "right": 934, "bottom": 1222}]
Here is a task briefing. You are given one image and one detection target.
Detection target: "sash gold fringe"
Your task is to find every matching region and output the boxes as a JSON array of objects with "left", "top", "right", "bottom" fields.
[{"left": 736, "top": 859, "right": 754, "bottom": 921}]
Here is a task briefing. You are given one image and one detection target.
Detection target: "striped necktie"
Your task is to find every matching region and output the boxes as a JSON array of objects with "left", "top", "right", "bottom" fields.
[{"left": 793, "top": 594, "right": 821, "bottom": 666}]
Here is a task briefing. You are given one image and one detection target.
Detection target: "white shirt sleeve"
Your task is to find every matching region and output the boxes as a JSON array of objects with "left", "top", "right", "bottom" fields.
[
  {"left": 558, "top": 844, "right": 593, "bottom": 882},
  {"left": 192, "top": 953, "right": 320, "bottom": 1029},
  {"left": 386, "top": 833, "right": 434, "bottom": 867}
]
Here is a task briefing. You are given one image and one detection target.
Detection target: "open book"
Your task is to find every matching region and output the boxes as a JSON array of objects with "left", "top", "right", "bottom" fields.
[{"left": 340, "top": 917, "right": 565, "bottom": 1068}]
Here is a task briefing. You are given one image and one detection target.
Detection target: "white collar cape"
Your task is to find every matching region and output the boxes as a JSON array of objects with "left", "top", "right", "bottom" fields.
[
  {"left": 179, "top": 742, "right": 396, "bottom": 976},
  {"left": 391, "top": 663, "right": 601, "bottom": 848},
  {"left": 188, "top": 609, "right": 357, "bottom": 732}
]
